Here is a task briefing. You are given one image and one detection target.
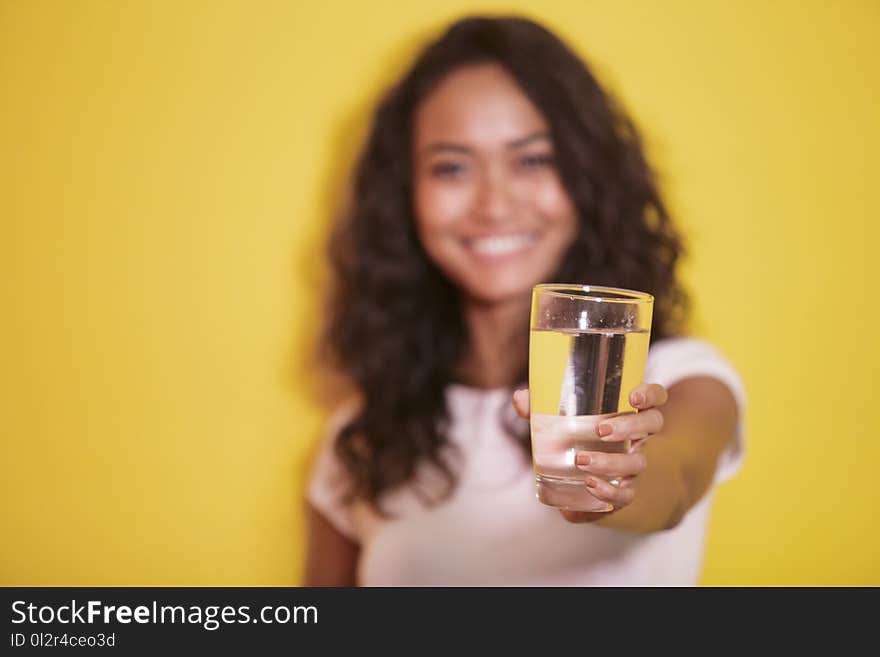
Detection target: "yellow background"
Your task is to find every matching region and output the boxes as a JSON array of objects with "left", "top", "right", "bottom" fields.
[{"left": 2, "top": 0, "right": 878, "bottom": 585}]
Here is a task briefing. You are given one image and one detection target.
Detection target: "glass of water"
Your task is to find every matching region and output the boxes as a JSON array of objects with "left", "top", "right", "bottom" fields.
[{"left": 529, "top": 284, "right": 654, "bottom": 511}]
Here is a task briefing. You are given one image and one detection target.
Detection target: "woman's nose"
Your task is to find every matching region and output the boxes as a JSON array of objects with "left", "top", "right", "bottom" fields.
[{"left": 474, "top": 167, "right": 514, "bottom": 226}]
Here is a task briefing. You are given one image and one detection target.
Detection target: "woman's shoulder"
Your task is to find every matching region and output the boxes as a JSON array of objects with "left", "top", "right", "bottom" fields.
[
  {"left": 648, "top": 335, "right": 733, "bottom": 366},
  {"left": 646, "top": 335, "right": 746, "bottom": 405},
  {"left": 307, "top": 396, "right": 364, "bottom": 542}
]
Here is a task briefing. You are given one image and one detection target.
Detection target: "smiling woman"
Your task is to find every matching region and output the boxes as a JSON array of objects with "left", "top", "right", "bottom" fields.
[
  {"left": 304, "top": 15, "right": 746, "bottom": 586},
  {"left": 412, "top": 64, "right": 578, "bottom": 305}
]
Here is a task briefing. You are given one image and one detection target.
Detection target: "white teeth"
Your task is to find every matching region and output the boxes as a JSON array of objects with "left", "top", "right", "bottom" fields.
[{"left": 469, "top": 233, "right": 536, "bottom": 256}]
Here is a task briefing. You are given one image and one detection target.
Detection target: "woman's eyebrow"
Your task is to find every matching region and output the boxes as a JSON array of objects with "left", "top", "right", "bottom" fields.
[
  {"left": 506, "top": 131, "right": 551, "bottom": 148},
  {"left": 422, "top": 142, "right": 473, "bottom": 155},
  {"left": 421, "top": 132, "right": 550, "bottom": 155}
]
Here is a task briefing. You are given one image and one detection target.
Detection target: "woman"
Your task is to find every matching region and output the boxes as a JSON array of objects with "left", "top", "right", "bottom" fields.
[{"left": 304, "top": 16, "right": 745, "bottom": 586}]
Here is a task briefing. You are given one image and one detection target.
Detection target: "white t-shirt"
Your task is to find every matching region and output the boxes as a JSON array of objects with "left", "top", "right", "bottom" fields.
[{"left": 307, "top": 337, "right": 747, "bottom": 586}]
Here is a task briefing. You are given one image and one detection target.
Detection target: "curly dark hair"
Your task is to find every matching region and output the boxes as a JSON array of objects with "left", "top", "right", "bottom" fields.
[{"left": 321, "top": 15, "right": 690, "bottom": 512}]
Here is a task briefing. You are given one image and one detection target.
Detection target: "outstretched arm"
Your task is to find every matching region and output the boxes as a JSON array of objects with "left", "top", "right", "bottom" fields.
[
  {"left": 514, "top": 376, "right": 738, "bottom": 532},
  {"left": 595, "top": 376, "right": 738, "bottom": 532}
]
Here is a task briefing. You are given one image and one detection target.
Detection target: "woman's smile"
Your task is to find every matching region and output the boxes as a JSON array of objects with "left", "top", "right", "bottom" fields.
[{"left": 463, "top": 231, "right": 540, "bottom": 259}]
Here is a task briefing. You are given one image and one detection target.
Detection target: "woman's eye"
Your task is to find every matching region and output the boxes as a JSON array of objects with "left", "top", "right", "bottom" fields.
[
  {"left": 429, "top": 161, "right": 466, "bottom": 178},
  {"left": 518, "top": 153, "right": 555, "bottom": 170}
]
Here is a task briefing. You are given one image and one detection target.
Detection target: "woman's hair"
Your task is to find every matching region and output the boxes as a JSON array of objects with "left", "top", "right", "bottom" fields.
[{"left": 322, "top": 15, "right": 690, "bottom": 511}]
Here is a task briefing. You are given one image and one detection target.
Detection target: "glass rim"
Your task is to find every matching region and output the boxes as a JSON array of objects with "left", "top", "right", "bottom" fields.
[{"left": 533, "top": 283, "right": 654, "bottom": 304}]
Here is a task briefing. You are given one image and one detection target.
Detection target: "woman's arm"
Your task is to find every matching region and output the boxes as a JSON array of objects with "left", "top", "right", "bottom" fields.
[
  {"left": 302, "top": 502, "right": 360, "bottom": 586},
  {"left": 595, "top": 376, "right": 739, "bottom": 533}
]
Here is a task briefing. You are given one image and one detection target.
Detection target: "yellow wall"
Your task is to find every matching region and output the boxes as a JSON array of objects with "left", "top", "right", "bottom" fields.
[{"left": 2, "top": 0, "right": 877, "bottom": 585}]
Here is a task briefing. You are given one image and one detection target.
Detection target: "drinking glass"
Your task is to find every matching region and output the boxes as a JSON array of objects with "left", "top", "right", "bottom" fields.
[{"left": 529, "top": 284, "right": 654, "bottom": 511}]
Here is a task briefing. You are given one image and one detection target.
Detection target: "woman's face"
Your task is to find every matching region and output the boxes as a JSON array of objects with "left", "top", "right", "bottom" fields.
[{"left": 412, "top": 63, "right": 579, "bottom": 306}]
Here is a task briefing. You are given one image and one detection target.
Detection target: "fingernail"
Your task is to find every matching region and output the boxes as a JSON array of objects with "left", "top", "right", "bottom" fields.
[
  {"left": 631, "top": 391, "right": 646, "bottom": 406},
  {"left": 597, "top": 424, "right": 612, "bottom": 439},
  {"left": 575, "top": 454, "right": 591, "bottom": 469},
  {"left": 598, "top": 503, "right": 614, "bottom": 512},
  {"left": 585, "top": 477, "right": 599, "bottom": 489}
]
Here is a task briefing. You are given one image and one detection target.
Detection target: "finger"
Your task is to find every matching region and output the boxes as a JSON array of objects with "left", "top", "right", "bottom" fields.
[
  {"left": 575, "top": 450, "right": 647, "bottom": 478},
  {"left": 628, "top": 437, "right": 649, "bottom": 453},
  {"left": 585, "top": 475, "right": 636, "bottom": 508},
  {"left": 629, "top": 383, "right": 668, "bottom": 410},
  {"left": 512, "top": 389, "right": 530, "bottom": 419},
  {"left": 596, "top": 408, "right": 664, "bottom": 442}
]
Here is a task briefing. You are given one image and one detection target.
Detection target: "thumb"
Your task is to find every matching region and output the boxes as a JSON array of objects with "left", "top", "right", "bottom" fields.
[{"left": 512, "top": 388, "right": 530, "bottom": 419}]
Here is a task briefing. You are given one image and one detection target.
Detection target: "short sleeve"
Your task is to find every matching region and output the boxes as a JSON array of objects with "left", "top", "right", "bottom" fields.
[
  {"left": 644, "top": 337, "right": 747, "bottom": 485},
  {"left": 306, "top": 401, "right": 362, "bottom": 542}
]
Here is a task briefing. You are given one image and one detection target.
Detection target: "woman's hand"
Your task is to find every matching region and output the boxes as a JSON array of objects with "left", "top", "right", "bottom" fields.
[{"left": 512, "top": 383, "right": 668, "bottom": 524}]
